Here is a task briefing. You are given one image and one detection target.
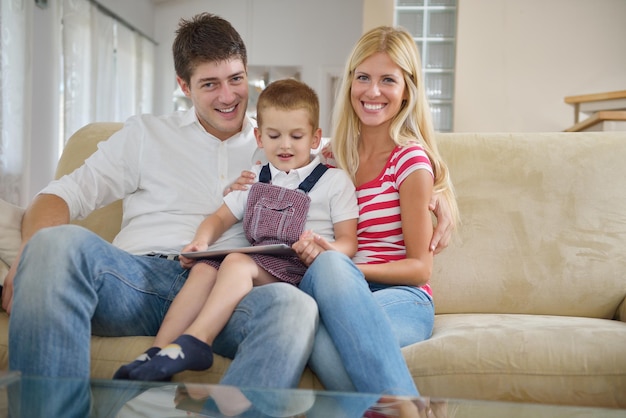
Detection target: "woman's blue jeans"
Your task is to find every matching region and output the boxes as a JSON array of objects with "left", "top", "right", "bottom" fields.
[
  {"left": 8, "top": 225, "right": 318, "bottom": 388},
  {"left": 299, "top": 251, "right": 434, "bottom": 396}
]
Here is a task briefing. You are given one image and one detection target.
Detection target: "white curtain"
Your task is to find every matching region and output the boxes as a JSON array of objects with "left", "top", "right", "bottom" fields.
[
  {"left": 92, "top": 5, "right": 115, "bottom": 122},
  {"left": 62, "top": 0, "right": 92, "bottom": 144},
  {"left": 62, "top": 0, "right": 155, "bottom": 142},
  {"left": 114, "top": 22, "right": 137, "bottom": 121},
  {"left": 0, "top": 0, "right": 32, "bottom": 205},
  {"left": 139, "top": 36, "right": 155, "bottom": 115},
  {"left": 0, "top": 0, "right": 154, "bottom": 205}
]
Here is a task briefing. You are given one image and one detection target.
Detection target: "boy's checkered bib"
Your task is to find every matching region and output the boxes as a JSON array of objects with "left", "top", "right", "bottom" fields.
[{"left": 199, "top": 163, "right": 328, "bottom": 285}]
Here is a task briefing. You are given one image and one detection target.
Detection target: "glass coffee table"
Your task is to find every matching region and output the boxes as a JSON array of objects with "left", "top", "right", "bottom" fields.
[{"left": 0, "top": 371, "right": 624, "bottom": 417}]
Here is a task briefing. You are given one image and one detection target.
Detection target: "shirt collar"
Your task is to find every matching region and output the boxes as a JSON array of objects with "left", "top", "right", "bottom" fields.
[{"left": 268, "top": 155, "right": 322, "bottom": 182}]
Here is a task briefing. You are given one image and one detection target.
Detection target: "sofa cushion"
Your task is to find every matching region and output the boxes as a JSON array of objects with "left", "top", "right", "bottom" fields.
[
  {"left": 0, "top": 199, "right": 24, "bottom": 285},
  {"left": 406, "top": 313, "right": 626, "bottom": 407}
]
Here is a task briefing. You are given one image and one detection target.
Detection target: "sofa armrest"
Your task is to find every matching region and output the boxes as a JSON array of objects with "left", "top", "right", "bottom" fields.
[{"left": 55, "top": 122, "right": 124, "bottom": 243}]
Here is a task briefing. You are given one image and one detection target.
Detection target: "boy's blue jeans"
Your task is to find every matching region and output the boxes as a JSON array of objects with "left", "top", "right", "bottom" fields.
[
  {"left": 8, "top": 225, "right": 317, "bottom": 388},
  {"left": 299, "top": 251, "right": 435, "bottom": 396}
]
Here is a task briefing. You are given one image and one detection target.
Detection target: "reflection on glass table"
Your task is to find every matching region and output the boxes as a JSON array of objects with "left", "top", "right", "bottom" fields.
[{"left": 0, "top": 373, "right": 624, "bottom": 418}]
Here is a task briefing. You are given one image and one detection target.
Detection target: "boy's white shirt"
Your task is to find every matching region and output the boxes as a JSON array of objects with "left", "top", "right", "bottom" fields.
[{"left": 223, "top": 155, "right": 358, "bottom": 243}]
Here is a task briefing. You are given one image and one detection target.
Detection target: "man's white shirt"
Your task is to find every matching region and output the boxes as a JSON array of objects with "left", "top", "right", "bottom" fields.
[{"left": 42, "top": 108, "right": 265, "bottom": 255}]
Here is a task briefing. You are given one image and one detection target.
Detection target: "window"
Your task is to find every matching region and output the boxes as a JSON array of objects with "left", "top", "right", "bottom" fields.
[
  {"left": 246, "top": 66, "right": 302, "bottom": 119},
  {"left": 396, "top": 0, "right": 457, "bottom": 132}
]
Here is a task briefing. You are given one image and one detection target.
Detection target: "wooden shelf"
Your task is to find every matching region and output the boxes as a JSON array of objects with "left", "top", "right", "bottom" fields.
[{"left": 564, "top": 90, "right": 626, "bottom": 105}]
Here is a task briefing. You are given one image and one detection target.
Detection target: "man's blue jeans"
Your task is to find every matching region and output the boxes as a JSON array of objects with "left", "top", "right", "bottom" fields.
[
  {"left": 299, "top": 251, "right": 435, "bottom": 396},
  {"left": 8, "top": 225, "right": 318, "bottom": 388}
]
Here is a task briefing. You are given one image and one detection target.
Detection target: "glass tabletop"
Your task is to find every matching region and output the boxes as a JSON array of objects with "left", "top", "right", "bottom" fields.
[{"left": 0, "top": 372, "right": 623, "bottom": 418}]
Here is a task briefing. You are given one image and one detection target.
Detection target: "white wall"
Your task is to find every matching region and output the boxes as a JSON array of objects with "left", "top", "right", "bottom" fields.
[
  {"left": 454, "top": 0, "right": 626, "bottom": 132},
  {"left": 98, "top": 0, "right": 156, "bottom": 39},
  {"left": 363, "top": 0, "right": 394, "bottom": 32}
]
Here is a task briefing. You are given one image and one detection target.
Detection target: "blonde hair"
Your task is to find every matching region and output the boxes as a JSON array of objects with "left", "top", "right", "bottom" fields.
[
  {"left": 331, "top": 25, "right": 459, "bottom": 226},
  {"left": 256, "top": 78, "right": 320, "bottom": 131}
]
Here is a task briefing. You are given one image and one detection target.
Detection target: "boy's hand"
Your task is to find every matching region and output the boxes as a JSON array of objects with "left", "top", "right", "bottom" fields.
[
  {"left": 179, "top": 241, "right": 207, "bottom": 269},
  {"left": 293, "top": 230, "right": 335, "bottom": 266}
]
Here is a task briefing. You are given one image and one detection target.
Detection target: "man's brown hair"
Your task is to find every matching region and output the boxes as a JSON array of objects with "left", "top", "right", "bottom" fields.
[{"left": 173, "top": 13, "right": 247, "bottom": 84}]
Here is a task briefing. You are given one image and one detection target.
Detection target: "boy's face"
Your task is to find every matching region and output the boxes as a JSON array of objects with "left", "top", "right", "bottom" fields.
[
  {"left": 254, "top": 107, "right": 322, "bottom": 173},
  {"left": 177, "top": 58, "right": 248, "bottom": 141}
]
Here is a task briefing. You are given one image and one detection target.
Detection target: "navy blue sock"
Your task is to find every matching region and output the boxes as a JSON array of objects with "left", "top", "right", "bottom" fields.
[
  {"left": 129, "top": 335, "right": 213, "bottom": 382},
  {"left": 113, "top": 347, "right": 161, "bottom": 379},
  {"left": 113, "top": 346, "right": 161, "bottom": 380}
]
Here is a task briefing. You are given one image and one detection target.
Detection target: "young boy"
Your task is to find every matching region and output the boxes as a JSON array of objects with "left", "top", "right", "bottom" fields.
[{"left": 115, "top": 79, "right": 359, "bottom": 381}]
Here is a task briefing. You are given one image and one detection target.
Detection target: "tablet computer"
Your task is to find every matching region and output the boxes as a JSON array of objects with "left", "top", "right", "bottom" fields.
[{"left": 180, "top": 243, "right": 295, "bottom": 259}]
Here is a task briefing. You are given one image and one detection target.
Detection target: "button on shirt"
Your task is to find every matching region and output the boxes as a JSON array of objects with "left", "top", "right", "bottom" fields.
[{"left": 41, "top": 108, "right": 266, "bottom": 255}]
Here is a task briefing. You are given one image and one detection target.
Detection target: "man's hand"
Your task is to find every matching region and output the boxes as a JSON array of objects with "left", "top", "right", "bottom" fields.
[
  {"left": 2, "top": 194, "right": 71, "bottom": 313},
  {"left": 1, "top": 247, "right": 22, "bottom": 314},
  {"left": 429, "top": 193, "right": 454, "bottom": 255}
]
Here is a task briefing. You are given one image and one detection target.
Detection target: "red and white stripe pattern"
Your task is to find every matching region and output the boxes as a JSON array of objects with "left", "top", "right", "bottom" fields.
[{"left": 353, "top": 144, "right": 433, "bottom": 267}]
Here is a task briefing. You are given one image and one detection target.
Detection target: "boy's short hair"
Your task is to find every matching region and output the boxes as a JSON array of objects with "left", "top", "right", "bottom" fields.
[
  {"left": 173, "top": 13, "right": 247, "bottom": 84},
  {"left": 256, "top": 79, "right": 320, "bottom": 131}
]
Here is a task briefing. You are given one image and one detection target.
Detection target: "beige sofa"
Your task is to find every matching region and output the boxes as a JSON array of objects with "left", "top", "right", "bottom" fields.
[{"left": 1, "top": 123, "right": 625, "bottom": 408}]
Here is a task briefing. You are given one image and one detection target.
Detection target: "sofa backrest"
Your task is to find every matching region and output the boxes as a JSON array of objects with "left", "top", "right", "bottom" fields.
[
  {"left": 57, "top": 124, "right": 626, "bottom": 320},
  {"left": 432, "top": 132, "right": 626, "bottom": 320}
]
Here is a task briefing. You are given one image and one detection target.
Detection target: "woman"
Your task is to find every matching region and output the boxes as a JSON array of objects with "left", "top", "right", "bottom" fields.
[{"left": 294, "top": 25, "right": 460, "bottom": 396}]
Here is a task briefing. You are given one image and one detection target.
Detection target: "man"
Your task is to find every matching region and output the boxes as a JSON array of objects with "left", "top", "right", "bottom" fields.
[
  {"left": 3, "top": 13, "right": 453, "bottom": 387},
  {"left": 3, "top": 13, "right": 316, "bottom": 388}
]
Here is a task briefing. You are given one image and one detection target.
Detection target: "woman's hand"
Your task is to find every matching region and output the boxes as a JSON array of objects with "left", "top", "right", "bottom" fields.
[{"left": 223, "top": 168, "right": 258, "bottom": 196}]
